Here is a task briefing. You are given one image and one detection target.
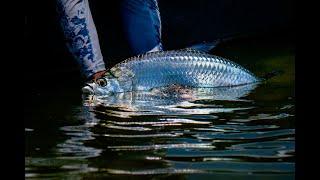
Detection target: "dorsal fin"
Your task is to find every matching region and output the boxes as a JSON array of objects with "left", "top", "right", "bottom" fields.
[{"left": 184, "top": 40, "right": 221, "bottom": 53}]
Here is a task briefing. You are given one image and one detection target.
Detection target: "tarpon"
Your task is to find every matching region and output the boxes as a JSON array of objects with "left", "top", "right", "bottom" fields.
[{"left": 82, "top": 48, "right": 261, "bottom": 97}]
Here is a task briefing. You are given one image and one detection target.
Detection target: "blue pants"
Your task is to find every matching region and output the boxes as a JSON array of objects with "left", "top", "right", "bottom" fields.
[{"left": 57, "top": 0, "right": 163, "bottom": 78}]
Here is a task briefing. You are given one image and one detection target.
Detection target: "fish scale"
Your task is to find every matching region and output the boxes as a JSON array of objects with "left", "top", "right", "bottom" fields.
[{"left": 109, "top": 49, "right": 260, "bottom": 91}]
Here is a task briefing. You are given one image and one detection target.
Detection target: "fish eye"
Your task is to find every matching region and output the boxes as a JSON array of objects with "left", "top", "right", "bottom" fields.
[{"left": 96, "top": 78, "right": 107, "bottom": 87}]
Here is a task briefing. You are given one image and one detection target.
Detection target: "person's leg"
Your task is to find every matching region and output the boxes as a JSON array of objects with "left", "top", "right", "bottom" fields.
[
  {"left": 56, "top": 0, "right": 106, "bottom": 79},
  {"left": 120, "top": 0, "right": 163, "bottom": 55}
]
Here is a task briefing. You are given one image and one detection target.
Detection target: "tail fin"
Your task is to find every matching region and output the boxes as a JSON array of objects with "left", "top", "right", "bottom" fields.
[{"left": 261, "top": 70, "right": 284, "bottom": 80}]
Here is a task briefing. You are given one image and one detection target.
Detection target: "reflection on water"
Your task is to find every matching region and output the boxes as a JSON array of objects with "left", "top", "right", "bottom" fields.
[
  {"left": 87, "top": 83, "right": 258, "bottom": 118},
  {"left": 25, "top": 35, "right": 294, "bottom": 179}
]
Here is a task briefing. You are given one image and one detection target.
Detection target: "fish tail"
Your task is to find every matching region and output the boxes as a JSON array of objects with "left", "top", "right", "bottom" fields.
[{"left": 261, "top": 70, "right": 284, "bottom": 80}]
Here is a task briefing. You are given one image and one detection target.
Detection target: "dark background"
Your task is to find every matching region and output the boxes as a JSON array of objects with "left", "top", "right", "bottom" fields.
[{"left": 24, "top": 0, "right": 294, "bottom": 91}]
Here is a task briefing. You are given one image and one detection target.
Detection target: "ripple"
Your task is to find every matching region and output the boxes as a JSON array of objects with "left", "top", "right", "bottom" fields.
[
  {"left": 232, "top": 113, "right": 294, "bottom": 122},
  {"left": 200, "top": 129, "right": 295, "bottom": 140},
  {"left": 100, "top": 133, "right": 181, "bottom": 138},
  {"left": 108, "top": 143, "right": 215, "bottom": 151},
  {"left": 101, "top": 124, "right": 152, "bottom": 131},
  {"left": 105, "top": 168, "right": 205, "bottom": 175}
]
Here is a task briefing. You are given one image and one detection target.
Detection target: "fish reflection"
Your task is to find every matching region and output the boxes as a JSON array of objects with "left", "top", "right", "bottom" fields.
[{"left": 84, "top": 83, "right": 258, "bottom": 118}]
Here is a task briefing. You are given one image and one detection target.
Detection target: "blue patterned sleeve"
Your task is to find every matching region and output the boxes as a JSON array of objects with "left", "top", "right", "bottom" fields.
[{"left": 56, "top": 0, "right": 106, "bottom": 79}]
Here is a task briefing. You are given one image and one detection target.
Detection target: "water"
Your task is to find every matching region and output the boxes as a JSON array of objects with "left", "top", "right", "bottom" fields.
[{"left": 25, "top": 34, "right": 295, "bottom": 179}]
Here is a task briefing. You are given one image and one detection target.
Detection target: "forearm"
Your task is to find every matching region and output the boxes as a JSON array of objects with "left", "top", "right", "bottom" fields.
[{"left": 56, "top": 0, "right": 105, "bottom": 78}]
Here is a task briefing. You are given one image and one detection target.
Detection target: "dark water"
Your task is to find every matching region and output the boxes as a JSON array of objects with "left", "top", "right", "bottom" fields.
[{"left": 25, "top": 34, "right": 294, "bottom": 179}]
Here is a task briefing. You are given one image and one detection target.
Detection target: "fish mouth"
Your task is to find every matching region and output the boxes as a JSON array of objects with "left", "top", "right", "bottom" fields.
[
  {"left": 82, "top": 83, "right": 98, "bottom": 106},
  {"left": 82, "top": 83, "right": 95, "bottom": 95}
]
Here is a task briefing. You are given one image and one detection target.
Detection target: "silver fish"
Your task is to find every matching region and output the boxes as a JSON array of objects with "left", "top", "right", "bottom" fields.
[{"left": 83, "top": 49, "right": 261, "bottom": 97}]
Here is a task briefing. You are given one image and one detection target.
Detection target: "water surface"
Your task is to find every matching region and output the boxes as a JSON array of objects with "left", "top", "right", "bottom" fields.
[{"left": 25, "top": 34, "right": 295, "bottom": 179}]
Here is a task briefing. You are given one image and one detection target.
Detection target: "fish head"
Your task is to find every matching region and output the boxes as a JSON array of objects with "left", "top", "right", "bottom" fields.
[{"left": 82, "top": 73, "right": 124, "bottom": 97}]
